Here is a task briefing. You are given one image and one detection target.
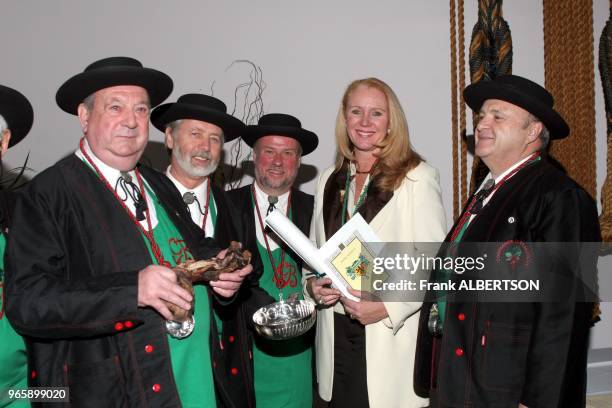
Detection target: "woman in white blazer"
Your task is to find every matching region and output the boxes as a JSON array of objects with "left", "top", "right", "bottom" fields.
[{"left": 304, "top": 78, "right": 446, "bottom": 408}]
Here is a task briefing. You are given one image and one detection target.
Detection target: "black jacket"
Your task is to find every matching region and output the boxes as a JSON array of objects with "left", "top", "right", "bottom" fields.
[
  {"left": 414, "top": 159, "right": 601, "bottom": 407},
  {"left": 4, "top": 155, "right": 242, "bottom": 407},
  {"left": 0, "top": 188, "right": 16, "bottom": 233},
  {"left": 204, "top": 183, "right": 256, "bottom": 408}
]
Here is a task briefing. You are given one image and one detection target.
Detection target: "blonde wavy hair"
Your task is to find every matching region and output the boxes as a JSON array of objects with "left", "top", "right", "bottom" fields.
[{"left": 334, "top": 77, "right": 422, "bottom": 192}]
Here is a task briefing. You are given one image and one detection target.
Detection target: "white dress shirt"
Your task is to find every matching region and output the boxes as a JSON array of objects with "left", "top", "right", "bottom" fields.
[
  {"left": 253, "top": 182, "right": 290, "bottom": 251},
  {"left": 165, "top": 166, "right": 216, "bottom": 237}
]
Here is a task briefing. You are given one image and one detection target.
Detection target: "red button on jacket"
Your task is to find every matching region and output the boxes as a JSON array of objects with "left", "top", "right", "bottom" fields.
[{"left": 152, "top": 383, "right": 161, "bottom": 393}]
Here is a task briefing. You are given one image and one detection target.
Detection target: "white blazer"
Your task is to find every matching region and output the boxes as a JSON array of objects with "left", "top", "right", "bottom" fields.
[{"left": 304, "top": 162, "right": 447, "bottom": 408}]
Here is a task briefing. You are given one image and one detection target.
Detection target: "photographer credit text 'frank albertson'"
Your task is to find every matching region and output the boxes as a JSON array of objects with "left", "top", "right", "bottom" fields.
[
  {"left": 371, "top": 253, "right": 539, "bottom": 292},
  {"left": 373, "top": 279, "right": 539, "bottom": 291}
]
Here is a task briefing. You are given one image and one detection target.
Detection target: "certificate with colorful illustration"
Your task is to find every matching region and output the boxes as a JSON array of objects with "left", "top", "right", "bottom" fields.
[{"left": 329, "top": 235, "right": 376, "bottom": 291}]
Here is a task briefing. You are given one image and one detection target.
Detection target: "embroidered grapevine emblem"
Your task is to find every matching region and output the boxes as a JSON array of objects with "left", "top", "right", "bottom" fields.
[
  {"left": 496, "top": 240, "right": 532, "bottom": 271},
  {"left": 169, "top": 237, "right": 194, "bottom": 265},
  {"left": 273, "top": 261, "right": 297, "bottom": 289}
]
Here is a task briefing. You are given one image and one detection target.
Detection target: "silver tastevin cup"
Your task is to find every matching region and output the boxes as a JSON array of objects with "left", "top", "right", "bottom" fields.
[
  {"left": 252, "top": 293, "right": 316, "bottom": 340},
  {"left": 165, "top": 270, "right": 196, "bottom": 339},
  {"left": 165, "top": 315, "right": 195, "bottom": 339}
]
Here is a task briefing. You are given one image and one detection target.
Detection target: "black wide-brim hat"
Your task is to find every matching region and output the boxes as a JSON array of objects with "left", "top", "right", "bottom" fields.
[
  {"left": 0, "top": 84, "right": 34, "bottom": 147},
  {"left": 56, "top": 56, "right": 173, "bottom": 115},
  {"left": 243, "top": 113, "right": 318, "bottom": 156},
  {"left": 464, "top": 74, "right": 569, "bottom": 139},
  {"left": 151, "top": 94, "right": 245, "bottom": 142}
]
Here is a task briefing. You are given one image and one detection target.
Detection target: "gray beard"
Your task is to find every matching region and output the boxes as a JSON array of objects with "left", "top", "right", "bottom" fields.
[{"left": 173, "top": 145, "right": 219, "bottom": 178}]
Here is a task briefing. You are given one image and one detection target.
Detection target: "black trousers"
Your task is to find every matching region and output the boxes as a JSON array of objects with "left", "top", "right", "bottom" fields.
[{"left": 328, "top": 312, "right": 370, "bottom": 408}]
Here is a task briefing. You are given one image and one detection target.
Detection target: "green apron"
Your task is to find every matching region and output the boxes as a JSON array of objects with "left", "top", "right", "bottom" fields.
[
  {"left": 206, "top": 193, "right": 217, "bottom": 237},
  {"left": 251, "top": 201, "right": 312, "bottom": 408},
  {"left": 0, "top": 233, "right": 30, "bottom": 407},
  {"left": 142, "top": 186, "right": 215, "bottom": 408}
]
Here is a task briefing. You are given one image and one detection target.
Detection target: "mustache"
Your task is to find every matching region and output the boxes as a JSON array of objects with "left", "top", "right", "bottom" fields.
[{"left": 190, "top": 151, "right": 212, "bottom": 160}]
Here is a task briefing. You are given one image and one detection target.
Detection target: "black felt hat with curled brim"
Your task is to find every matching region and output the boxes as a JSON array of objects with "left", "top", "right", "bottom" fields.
[
  {"left": 242, "top": 113, "right": 319, "bottom": 156},
  {"left": 56, "top": 56, "right": 173, "bottom": 115},
  {"left": 0, "top": 84, "right": 34, "bottom": 147},
  {"left": 464, "top": 74, "right": 569, "bottom": 139},
  {"left": 150, "top": 94, "right": 245, "bottom": 142}
]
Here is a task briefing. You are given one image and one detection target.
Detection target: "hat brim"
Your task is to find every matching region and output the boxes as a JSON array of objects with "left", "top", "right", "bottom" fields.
[
  {"left": 242, "top": 125, "right": 318, "bottom": 156},
  {"left": 151, "top": 103, "right": 245, "bottom": 142},
  {"left": 56, "top": 66, "right": 173, "bottom": 115},
  {"left": 0, "top": 85, "right": 33, "bottom": 147},
  {"left": 464, "top": 81, "right": 569, "bottom": 139}
]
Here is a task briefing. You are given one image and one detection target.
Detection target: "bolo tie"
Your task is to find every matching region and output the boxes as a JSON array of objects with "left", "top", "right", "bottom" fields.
[
  {"left": 182, "top": 191, "right": 206, "bottom": 215},
  {"left": 267, "top": 195, "right": 278, "bottom": 215},
  {"left": 264, "top": 195, "right": 278, "bottom": 232},
  {"left": 115, "top": 171, "right": 147, "bottom": 221}
]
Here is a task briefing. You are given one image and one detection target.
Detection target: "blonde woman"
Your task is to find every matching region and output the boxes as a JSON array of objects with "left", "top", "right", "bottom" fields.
[{"left": 305, "top": 78, "right": 446, "bottom": 407}]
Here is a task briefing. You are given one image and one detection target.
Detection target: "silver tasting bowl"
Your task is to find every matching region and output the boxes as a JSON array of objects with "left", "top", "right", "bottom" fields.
[{"left": 252, "top": 299, "right": 316, "bottom": 340}]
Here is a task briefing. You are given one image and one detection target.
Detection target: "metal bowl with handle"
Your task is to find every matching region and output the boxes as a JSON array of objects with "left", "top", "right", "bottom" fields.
[{"left": 253, "top": 298, "right": 316, "bottom": 340}]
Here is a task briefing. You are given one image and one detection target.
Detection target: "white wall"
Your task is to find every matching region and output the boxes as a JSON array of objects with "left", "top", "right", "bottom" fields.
[{"left": 2, "top": 0, "right": 610, "bottom": 347}]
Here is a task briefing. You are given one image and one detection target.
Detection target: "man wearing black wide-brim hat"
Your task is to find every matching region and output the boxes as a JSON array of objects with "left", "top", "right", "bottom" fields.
[
  {"left": 4, "top": 57, "right": 252, "bottom": 408},
  {"left": 414, "top": 75, "right": 601, "bottom": 407},
  {"left": 151, "top": 93, "right": 244, "bottom": 240},
  {"left": 151, "top": 94, "right": 256, "bottom": 407},
  {"left": 0, "top": 84, "right": 33, "bottom": 408},
  {"left": 225, "top": 113, "right": 318, "bottom": 407}
]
